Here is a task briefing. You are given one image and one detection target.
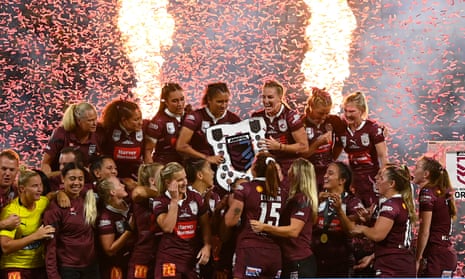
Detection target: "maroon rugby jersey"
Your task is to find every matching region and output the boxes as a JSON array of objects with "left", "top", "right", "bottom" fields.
[
  {"left": 279, "top": 192, "right": 313, "bottom": 262},
  {"left": 44, "top": 197, "right": 97, "bottom": 279},
  {"left": 103, "top": 127, "right": 145, "bottom": 179},
  {"left": 128, "top": 199, "right": 158, "bottom": 265},
  {"left": 153, "top": 188, "right": 208, "bottom": 276},
  {"left": 0, "top": 186, "right": 17, "bottom": 211},
  {"left": 337, "top": 119, "right": 385, "bottom": 206},
  {"left": 44, "top": 125, "right": 104, "bottom": 171},
  {"left": 374, "top": 195, "right": 415, "bottom": 277},
  {"left": 233, "top": 178, "right": 282, "bottom": 250},
  {"left": 145, "top": 109, "right": 183, "bottom": 164},
  {"left": 251, "top": 106, "right": 304, "bottom": 171},
  {"left": 182, "top": 108, "right": 241, "bottom": 157},
  {"left": 303, "top": 114, "right": 345, "bottom": 188},
  {"left": 97, "top": 204, "right": 135, "bottom": 279},
  {"left": 188, "top": 185, "right": 221, "bottom": 216},
  {"left": 419, "top": 187, "right": 454, "bottom": 247},
  {"left": 376, "top": 195, "right": 412, "bottom": 253},
  {"left": 337, "top": 119, "right": 384, "bottom": 174},
  {"left": 313, "top": 192, "right": 364, "bottom": 277}
]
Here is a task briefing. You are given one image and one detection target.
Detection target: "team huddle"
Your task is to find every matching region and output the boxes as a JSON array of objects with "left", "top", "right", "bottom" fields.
[{"left": 0, "top": 80, "right": 458, "bottom": 279}]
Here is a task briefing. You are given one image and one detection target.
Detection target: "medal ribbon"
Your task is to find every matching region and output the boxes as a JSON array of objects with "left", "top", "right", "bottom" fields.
[{"left": 322, "top": 191, "right": 348, "bottom": 233}]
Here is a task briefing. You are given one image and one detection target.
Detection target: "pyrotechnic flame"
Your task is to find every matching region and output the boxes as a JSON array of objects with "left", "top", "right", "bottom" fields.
[
  {"left": 301, "top": 0, "right": 356, "bottom": 113},
  {"left": 117, "top": 0, "right": 174, "bottom": 118}
]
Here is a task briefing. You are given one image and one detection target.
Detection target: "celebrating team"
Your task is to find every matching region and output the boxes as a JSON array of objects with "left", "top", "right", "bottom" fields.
[{"left": 0, "top": 80, "right": 457, "bottom": 278}]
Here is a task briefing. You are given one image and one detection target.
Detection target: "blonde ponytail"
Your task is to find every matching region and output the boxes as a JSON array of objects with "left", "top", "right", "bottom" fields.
[{"left": 84, "top": 189, "right": 97, "bottom": 227}]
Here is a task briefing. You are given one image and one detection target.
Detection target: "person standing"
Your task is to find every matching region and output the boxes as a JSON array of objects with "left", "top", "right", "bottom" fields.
[
  {"left": 127, "top": 163, "right": 163, "bottom": 279},
  {"left": 96, "top": 176, "right": 135, "bottom": 279},
  {"left": 348, "top": 164, "right": 416, "bottom": 278},
  {"left": 251, "top": 80, "right": 308, "bottom": 202},
  {"left": 145, "top": 83, "right": 187, "bottom": 165},
  {"left": 41, "top": 102, "right": 103, "bottom": 175},
  {"left": 302, "top": 87, "right": 345, "bottom": 191},
  {"left": 0, "top": 168, "right": 56, "bottom": 279},
  {"left": 313, "top": 161, "right": 364, "bottom": 277},
  {"left": 250, "top": 158, "right": 319, "bottom": 278},
  {"left": 176, "top": 82, "right": 241, "bottom": 166},
  {"left": 0, "top": 150, "right": 21, "bottom": 230},
  {"left": 224, "top": 152, "right": 282, "bottom": 279},
  {"left": 153, "top": 162, "right": 211, "bottom": 279},
  {"left": 101, "top": 99, "right": 148, "bottom": 180},
  {"left": 338, "top": 91, "right": 388, "bottom": 207},
  {"left": 185, "top": 158, "right": 221, "bottom": 279},
  {"left": 44, "top": 162, "right": 99, "bottom": 279},
  {"left": 414, "top": 156, "right": 457, "bottom": 277}
]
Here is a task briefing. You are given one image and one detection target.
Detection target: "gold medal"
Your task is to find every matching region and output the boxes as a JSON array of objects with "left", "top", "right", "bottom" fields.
[{"left": 320, "top": 233, "right": 328, "bottom": 244}]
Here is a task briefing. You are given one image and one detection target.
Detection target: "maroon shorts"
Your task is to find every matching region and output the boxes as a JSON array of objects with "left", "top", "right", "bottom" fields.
[
  {"left": 374, "top": 250, "right": 415, "bottom": 278},
  {"left": 234, "top": 246, "right": 281, "bottom": 279},
  {"left": 2, "top": 267, "right": 47, "bottom": 279},
  {"left": 352, "top": 172, "right": 378, "bottom": 207},
  {"left": 421, "top": 245, "right": 457, "bottom": 277}
]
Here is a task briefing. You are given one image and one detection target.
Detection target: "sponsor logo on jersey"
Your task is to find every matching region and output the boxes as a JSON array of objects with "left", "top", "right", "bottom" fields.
[
  {"left": 201, "top": 121, "right": 210, "bottom": 133},
  {"left": 174, "top": 220, "right": 197, "bottom": 239},
  {"left": 292, "top": 114, "right": 300, "bottom": 124},
  {"left": 245, "top": 266, "right": 262, "bottom": 277},
  {"left": 209, "top": 199, "right": 216, "bottom": 212},
  {"left": 278, "top": 119, "right": 288, "bottom": 132},
  {"left": 89, "top": 144, "right": 96, "bottom": 155},
  {"left": 112, "top": 129, "right": 121, "bottom": 142},
  {"left": 148, "top": 122, "right": 158, "bottom": 130},
  {"left": 166, "top": 122, "right": 175, "bottom": 134},
  {"left": 189, "top": 201, "right": 198, "bottom": 215},
  {"left": 361, "top": 133, "right": 370, "bottom": 146},
  {"left": 115, "top": 220, "right": 125, "bottom": 234},
  {"left": 295, "top": 211, "right": 305, "bottom": 216},
  {"left": 380, "top": 205, "right": 393, "bottom": 213},
  {"left": 114, "top": 147, "right": 140, "bottom": 160},
  {"left": 136, "top": 130, "right": 143, "bottom": 142},
  {"left": 419, "top": 194, "right": 432, "bottom": 202},
  {"left": 99, "top": 219, "right": 111, "bottom": 227},
  {"left": 152, "top": 200, "right": 161, "bottom": 209}
]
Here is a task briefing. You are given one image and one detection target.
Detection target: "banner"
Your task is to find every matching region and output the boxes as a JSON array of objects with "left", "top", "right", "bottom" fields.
[{"left": 446, "top": 151, "right": 465, "bottom": 200}]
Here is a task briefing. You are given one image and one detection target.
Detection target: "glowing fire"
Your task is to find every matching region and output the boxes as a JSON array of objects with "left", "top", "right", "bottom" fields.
[
  {"left": 301, "top": 0, "right": 356, "bottom": 113},
  {"left": 117, "top": 0, "right": 175, "bottom": 119}
]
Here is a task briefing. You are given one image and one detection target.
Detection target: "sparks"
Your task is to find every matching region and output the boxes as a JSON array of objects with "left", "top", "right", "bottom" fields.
[
  {"left": 117, "top": 0, "right": 175, "bottom": 118},
  {"left": 301, "top": 0, "right": 356, "bottom": 113}
]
